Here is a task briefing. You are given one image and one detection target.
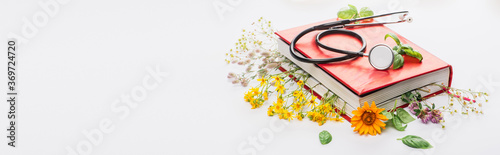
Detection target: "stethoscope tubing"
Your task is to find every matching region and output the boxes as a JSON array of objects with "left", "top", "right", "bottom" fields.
[
  {"left": 289, "top": 11, "right": 410, "bottom": 65},
  {"left": 289, "top": 27, "right": 366, "bottom": 64}
]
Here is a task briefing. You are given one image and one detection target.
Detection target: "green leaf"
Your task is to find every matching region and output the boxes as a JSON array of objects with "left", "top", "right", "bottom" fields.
[
  {"left": 396, "top": 108, "right": 416, "bottom": 124},
  {"left": 409, "top": 93, "right": 415, "bottom": 100},
  {"left": 432, "top": 104, "right": 435, "bottom": 109},
  {"left": 393, "top": 53, "right": 404, "bottom": 69},
  {"left": 401, "top": 93, "right": 409, "bottom": 103},
  {"left": 392, "top": 115, "right": 407, "bottom": 131},
  {"left": 393, "top": 46, "right": 403, "bottom": 55},
  {"left": 359, "top": 7, "right": 374, "bottom": 17},
  {"left": 416, "top": 92, "right": 422, "bottom": 101},
  {"left": 384, "top": 33, "right": 401, "bottom": 46},
  {"left": 403, "top": 49, "right": 423, "bottom": 62},
  {"left": 348, "top": 4, "right": 358, "bottom": 14},
  {"left": 401, "top": 44, "right": 413, "bottom": 51},
  {"left": 414, "top": 109, "right": 421, "bottom": 115},
  {"left": 337, "top": 5, "right": 357, "bottom": 19},
  {"left": 319, "top": 130, "right": 332, "bottom": 145},
  {"left": 381, "top": 111, "right": 393, "bottom": 120},
  {"left": 398, "top": 135, "right": 433, "bottom": 149}
]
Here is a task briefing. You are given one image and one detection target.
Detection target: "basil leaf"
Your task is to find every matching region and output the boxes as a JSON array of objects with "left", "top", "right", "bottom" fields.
[
  {"left": 396, "top": 108, "right": 415, "bottom": 124},
  {"left": 392, "top": 115, "right": 407, "bottom": 131},
  {"left": 393, "top": 46, "right": 404, "bottom": 55},
  {"left": 403, "top": 49, "right": 423, "bottom": 62},
  {"left": 393, "top": 53, "right": 404, "bottom": 69},
  {"left": 398, "top": 135, "right": 433, "bottom": 149},
  {"left": 348, "top": 4, "right": 358, "bottom": 15},
  {"left": 381, "top": 111, "right": 393, "bottom": 120},
  {"left": 359, "top": 7, "right": 374, "bottom": 17},
  {"left": 337, "top": 5, "right": 357, "bottom": 19},
  {"left": 319, "top": 130, "right": 332, "bottom": 145},
  {"left": 384, "top": 33, "right": 401, "bottom": 46},
  {"left": 401, "top": 44, "right": 413, "bottom": 51}
]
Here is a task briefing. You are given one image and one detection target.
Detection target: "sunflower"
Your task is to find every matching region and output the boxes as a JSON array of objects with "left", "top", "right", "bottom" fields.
[{"left": 351, "top": 101, "right": 388, "bottom": 136}]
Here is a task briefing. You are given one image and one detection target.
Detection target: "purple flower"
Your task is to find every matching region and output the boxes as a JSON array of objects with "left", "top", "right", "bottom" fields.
[
  {"left": 408, "top": 102, "right": 419, "bottom": 115},
  {"left": 430, "top": 109, "right": 443, "bottom": 124},
  {"left": 418, "top": 108, "right": 431, "bottom": 124}
]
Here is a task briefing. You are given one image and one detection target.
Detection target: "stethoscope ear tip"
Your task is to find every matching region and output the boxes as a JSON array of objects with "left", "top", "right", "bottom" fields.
[
  {"left": 406, "top": 17, "right": 413, "bottom": 23},
  {"left": 399, "top": 13, "right": 413, "bottom": 23}
]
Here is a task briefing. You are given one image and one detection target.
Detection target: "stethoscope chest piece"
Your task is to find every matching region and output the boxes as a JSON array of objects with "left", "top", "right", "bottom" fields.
[{"left": 368, "top": 44, "right": 394, "bottom": 70}]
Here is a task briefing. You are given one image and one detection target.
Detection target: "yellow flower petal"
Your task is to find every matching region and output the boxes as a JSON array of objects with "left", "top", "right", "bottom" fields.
[
  {"left": 377, "top": 113, "right": 388, "bottom": 121},
  {"left": 371, "top": 101, "right": 377, "bottom": 109},
  {"left": 374, "top": 119, "right": 386, "bottom": 128},
  {"left": 352, "top": 109, "right": 364, "bottom": 116},
  {"left": 351, "top": 116, "right": 361, "bottom": 122},
  {"left": 369, "top": 126, "right": 376, "bottom": 135},
  {"left": 374, "top": 125, "right": 382, "bottom": 134}
]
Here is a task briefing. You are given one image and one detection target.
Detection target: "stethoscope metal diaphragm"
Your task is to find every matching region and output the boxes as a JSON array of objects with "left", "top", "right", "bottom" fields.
[{"left": 368, "top": 44, "right": 394, "bottom": 70}]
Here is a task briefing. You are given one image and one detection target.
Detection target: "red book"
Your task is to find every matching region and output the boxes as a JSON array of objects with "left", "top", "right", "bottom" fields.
[{"left": 276, "top": 18, "right": 452, "bottom": 118}]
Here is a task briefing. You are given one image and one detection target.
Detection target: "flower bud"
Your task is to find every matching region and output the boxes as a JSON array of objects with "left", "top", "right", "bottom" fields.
[
  {"left": 241, "top": 80, "right": 249, "bottom": 87},
  {"left": 262, "top": 58, "right": 269, "bottom": 63},
  {"left": 258, "top": 69, "right": 268, "bottom": 77},
  {"left": 266, "top": 63, "right": 279, "bottom": 69},
  {"left": 246, "top": 66, "right": 252, "bottom": 72},
  {"left": 227, "top": 72, "right": 236, "bottom": 79},
  {"left": 248, "top": 52, "right": 256, "bottom": 58}
]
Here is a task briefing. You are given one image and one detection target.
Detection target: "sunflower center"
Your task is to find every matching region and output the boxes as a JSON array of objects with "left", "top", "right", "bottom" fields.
[{"left": 361, "top": 111, "right": 376, "bottom": 125}]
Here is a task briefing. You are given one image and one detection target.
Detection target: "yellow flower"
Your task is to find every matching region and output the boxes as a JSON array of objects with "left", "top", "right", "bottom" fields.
[
  {"left": 275, "top": 84, "right": 285, "bottom": 94},
  {"left": 283, "top": 109, "right": 294, "bottom": 121},
  {"left": 244, "top": 91, "right": 255, "bottom": 103},
  {"left": 250, "top": 87, "right": 260, "bottom": 95},
  {"left": 292, "top": 91, "right": 305, "bottom": 102},
  {"left": 292, "top": 102, "right": 302, "bottom": 112},
  {"left": 296, "top": 113, "right": 303, "bottom": 121},
  {"left": 272, "top": 76, "right": 284, "bottom": 85},
  {"left": 275, "top": 96, "right": 284, "bottom": 105},
  {"left": 263, "top": 92, "right": 268, "bottom": 100},
  {"left": 250, "top": 99, "right": 261, "bottom": 109},
  {"left": 330, "top": 115, "right": 344, "bottom": 123},
  {"left": 257, "top": 77, "right": 267, "bottom": 86},
  {"left": 351, "top": 101, "right": 388, "bottom": 136},
  {"left": 297, "top": 80, "right": 304, "bottom": 86},
  {"left": 267, "top": 106, "right": 274, "bottom": 116},
  {"left": 308, "top": 96, "right": 318, "bottom": 108}
]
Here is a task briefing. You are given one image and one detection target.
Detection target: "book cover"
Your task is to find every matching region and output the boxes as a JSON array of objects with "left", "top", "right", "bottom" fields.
[{"left": 276, "top": 18, "right": 453, "bottom": 96}]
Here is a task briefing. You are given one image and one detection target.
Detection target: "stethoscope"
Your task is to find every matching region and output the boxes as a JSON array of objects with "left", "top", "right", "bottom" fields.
[{"left": 289, "top": 11, "right": 413, "bottom": 70}]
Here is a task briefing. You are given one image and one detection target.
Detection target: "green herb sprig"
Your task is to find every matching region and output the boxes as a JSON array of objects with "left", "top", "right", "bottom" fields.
[
  {"left": 380, "top": 100, "right": 416, "bottom": 131},
  {"left": 384, "top": 33, "right": 423, "bottom": 69},
  {"left": 337, "top": 4, "right": 373, "bottom": 22}
]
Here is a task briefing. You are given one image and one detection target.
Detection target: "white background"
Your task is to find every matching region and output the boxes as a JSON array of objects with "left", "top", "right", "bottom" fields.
[{"left": 1, "top": 0, "right": 500, "bottom": 154}]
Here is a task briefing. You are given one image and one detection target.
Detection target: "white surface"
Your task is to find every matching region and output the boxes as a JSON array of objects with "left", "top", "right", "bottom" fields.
[{"left": 1, "top": 0, "right": 499, "bottom": 154}]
